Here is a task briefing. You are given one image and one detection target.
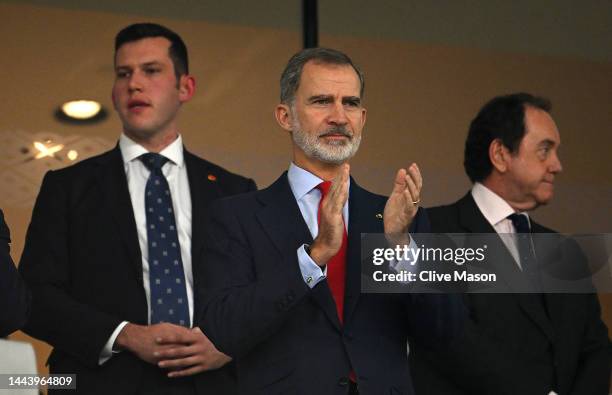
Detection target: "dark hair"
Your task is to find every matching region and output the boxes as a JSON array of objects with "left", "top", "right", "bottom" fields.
[
  {"left": 464, "top": 92, "right": 552, "bottom": 183},
  {"left": 280, "top": 47, "right": 365, "bottom": 104},
  {"left": 115, "top": 23, "right": 189, "bottom": 81}
]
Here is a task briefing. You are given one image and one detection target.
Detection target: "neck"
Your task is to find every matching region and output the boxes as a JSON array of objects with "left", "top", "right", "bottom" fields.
[
  {"left": 125, "top": 130, "right": 179, "bottom": 153},
  {"left": 293, "top": 157, "right": 345, "bottom": 181},
  {"left": 481, "top": 177, "right": 536, "bottom": 212}
]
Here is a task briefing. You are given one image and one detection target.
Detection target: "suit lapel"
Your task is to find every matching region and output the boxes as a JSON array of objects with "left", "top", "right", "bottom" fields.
[
  {"left": 530, "top": 221, "right": 565, "bottom": 334},
  {"left": 457, "top": 194, "right": 527, "bottom": 291},
  {"left": 457, "top": 193, "right": 554, "bottom": 340},
  {"left": 255, "top": 173, "right": 313, "bottom": 256},
  {"left": 94, "top": 147, "right": 142, "bottom": 279},
  {"left": 184, "top": 150, "right": 223, "bottom": 263},
  {"left": 256, "top": 173, "right": 342, "bottom": 331},
  {"left": 344, "top": 181, "right": 385, "bottom": 325}
]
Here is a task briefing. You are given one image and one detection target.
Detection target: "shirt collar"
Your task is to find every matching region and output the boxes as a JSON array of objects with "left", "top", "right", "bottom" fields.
[
  {"left": 471, "top": 182, "right": 529, "bottom": 227},
  {"left": 119, "top": 133, "right": 185, "bottom": 168},
  {"left": 287, "top": 162, "right": 324, "bottom": 201},
  {"left": 287, "top": 162, "right": 352, "bottom": 200}
]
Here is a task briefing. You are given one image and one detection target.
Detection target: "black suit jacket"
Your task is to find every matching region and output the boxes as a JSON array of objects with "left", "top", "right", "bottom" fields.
[
  {"left": 0, "top": 209, "right": 29, "bottom": 337},
  {"left": 199, "top": 173, "right": 465, "bottom": 395},
  {"left": 18, "top": 146, "right": 255, "bottom": 394},
  {"left": 409, "top": 193, "right": 610, "bottom": 395}
]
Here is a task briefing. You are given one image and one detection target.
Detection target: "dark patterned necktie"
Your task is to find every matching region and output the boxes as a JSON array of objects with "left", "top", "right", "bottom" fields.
[
  {"left": 508, "top": 213, "right": 542, "bottom": 292},
  {"left": 140, "top": 153, "right": 189, "bottom": 326}
]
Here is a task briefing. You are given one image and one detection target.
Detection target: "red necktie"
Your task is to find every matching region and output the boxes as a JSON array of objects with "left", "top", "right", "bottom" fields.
[
  {"left": 317, "top": 182, "right": 357, "bottom": 382},
  {"left": 316, "top": 181, "right": 347, "bottom": 323}
]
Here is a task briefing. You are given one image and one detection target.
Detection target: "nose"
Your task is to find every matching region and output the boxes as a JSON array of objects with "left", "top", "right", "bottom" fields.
[
  {"left": 550, "top": 151, "right": 562, "bottom": 173},
  {"left": 128, "top": 71, "right": 143, "bottom": 92},
  {"left": 328, "top": 101, "right": 348, "bottom": 125}
]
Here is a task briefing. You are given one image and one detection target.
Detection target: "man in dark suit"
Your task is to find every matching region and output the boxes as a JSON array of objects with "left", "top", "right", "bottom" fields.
[
  {"left": 183, "top": 48, "right": 464, "bottom": 395},
  {"left": 19, "top": 23, "right": 255, "bottom": 394},
  {"left": 0, "top": 209, "right": 29, "bottom": 337},
  {"left": 409, "top": 93, "right": 610, "bottom": 394}
]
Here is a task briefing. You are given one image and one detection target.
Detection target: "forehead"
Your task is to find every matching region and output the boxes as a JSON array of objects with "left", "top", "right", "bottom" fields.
[
  {"left": 297, "top": 61, "right": 361, "bottom": 97},
  {"left": 115, "top": 36, "right": 172, "bottom": 65},
  {"left": 521, "top": 106, "right": 561, "bottom": 146}
]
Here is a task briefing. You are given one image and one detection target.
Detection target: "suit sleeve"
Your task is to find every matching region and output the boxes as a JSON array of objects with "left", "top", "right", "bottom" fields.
[
  {"left": 18, "top": 171, "right": 123, "bottom": 367},
  {"left": 198, "top": 198, "right": 310, "bottom": 358},
  {"left": 0, "top": 210, "right": 29, "bottom": 337},
  {"left": 404, "top": 209, "right": 467, "bottom": 344},
  {"left": 568, "top": 293, "right": 611, "bottom": 395},
  {"left": 245, "top": 178, "right": 257, "bottom": 193}
]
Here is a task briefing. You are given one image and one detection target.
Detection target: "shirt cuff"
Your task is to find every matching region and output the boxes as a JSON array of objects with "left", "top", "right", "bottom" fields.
[
  {"left": 99, "top": 321, "right": 129, "bottom": 365},
  {"left": 388, "top": 237, "right": 419, "bottom": 282},
  {"left": 297, "top": 244, "right": 327, "bottom": 289}
]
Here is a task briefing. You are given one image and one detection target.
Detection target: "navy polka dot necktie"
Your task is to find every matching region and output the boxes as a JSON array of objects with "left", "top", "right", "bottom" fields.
[{"left": 140, "top": 153, "right": 190, "bottom": 326}]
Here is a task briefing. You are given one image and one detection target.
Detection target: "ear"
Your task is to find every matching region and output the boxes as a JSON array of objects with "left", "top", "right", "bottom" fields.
[
  {"left": 178, "top": 75, "right": 196, "bottom": 103},
  {"left": 274, "top": 103, "right": 293, "bottom": 132},
  {"left": 111, "top": 91, "right": 117, "bottom": 110},
  {"left": 360, "top": 107, "right": 367, "bottom": 129},
  {"left": 489, "top": 138, "right": 510, "bottom": 173}
]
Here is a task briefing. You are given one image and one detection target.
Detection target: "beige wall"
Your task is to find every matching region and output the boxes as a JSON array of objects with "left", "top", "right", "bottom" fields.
[{"left": 1, "top": 2, "right": 610, "bottom": 377}]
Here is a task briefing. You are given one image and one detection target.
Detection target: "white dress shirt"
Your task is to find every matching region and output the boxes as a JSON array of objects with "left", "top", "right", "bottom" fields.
[
  {"left": 471, "top": 182, "right": 531, "bottom": 270},
  {"left": 99, "top": 134, "right": 194, "bottom": 364}
]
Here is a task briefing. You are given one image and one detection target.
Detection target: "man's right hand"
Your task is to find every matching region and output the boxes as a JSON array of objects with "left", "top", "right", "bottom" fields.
[
  {"left": 115, "top": 322, "right": 189, "bottom": 364},
  {"left": 309, "top": 164, "right": 349, "bottom": 267}
]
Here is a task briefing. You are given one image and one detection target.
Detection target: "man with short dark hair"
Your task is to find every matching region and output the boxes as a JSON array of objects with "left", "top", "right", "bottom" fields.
[
  {"left": 0, "top": 209, "right": 29, "bottom": 337},
  {"left": 19, "top": 23, "right": 255, "bottom": 394},
  {"left": 409, "top": 93, "right": 610, "bottom": 395},
  {"left": 195, "top": 47, "right": 464, "bottom": 395}
]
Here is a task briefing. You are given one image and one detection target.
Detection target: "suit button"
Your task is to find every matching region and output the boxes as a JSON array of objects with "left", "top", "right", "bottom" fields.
[{"left": 338, "top": 377, "right": 349, "bottom": 386}]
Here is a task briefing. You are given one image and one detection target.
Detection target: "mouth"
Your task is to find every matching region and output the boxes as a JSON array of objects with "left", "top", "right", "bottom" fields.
[
  {"left": 127, "top": 99, "right": 151, "bottom": 112},
  {"left": 320, "top": 134, "right": 350, "bottom": 140},
  {"left": 318, "top": 128, "right": 352, "bottom": 141}
]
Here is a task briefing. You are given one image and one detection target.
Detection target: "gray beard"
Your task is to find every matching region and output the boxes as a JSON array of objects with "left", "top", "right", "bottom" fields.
[{"left": 291, "top": 123, "right": 361, "bottom": 165}]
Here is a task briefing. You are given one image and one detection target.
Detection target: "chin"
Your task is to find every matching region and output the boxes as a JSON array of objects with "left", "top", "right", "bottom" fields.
[
  {"left": 535, "top": 194, "right": 554, "bottom": 207},
  {"left": 127, "top": 125, "right": 157, "bottom": 135}
]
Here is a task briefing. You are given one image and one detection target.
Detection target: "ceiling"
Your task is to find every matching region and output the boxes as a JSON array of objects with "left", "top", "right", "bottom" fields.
[{"left": 3, "top": 0, "right": 611, "bottom": 62}]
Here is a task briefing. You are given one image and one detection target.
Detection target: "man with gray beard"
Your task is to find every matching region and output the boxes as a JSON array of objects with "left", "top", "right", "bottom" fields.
[{"left": 196, "top": 47, "right": 465, "bottom": 394}]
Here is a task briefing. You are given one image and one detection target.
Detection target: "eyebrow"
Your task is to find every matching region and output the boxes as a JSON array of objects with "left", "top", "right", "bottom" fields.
[
  {"left": 538, "top": 139, "right": 557, "bottom": 147},
  {"left": 307, "top": 95, "right": 331, "bottom": 102},
  {"left": 342, "top": 96, "right": 361, "bottom": 104},
  {"left": 115, "top": 61, "right": 163, "bottom": 70},
  {"left": 307, "top": 95, "right": 362, "bottom": 104}
]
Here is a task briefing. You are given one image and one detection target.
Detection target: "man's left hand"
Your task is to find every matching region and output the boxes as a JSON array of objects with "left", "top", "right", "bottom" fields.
[
  {"left": 384, "top": 163, "right": 422, "bottom": 237},
  {"left": 155, "top": 327, "right": 232, "bottom": 377}
]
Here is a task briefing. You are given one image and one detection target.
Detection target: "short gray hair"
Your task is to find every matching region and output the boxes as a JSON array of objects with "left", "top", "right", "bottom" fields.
[{"left": 280, "top": 47, "right": 365, "bottom": 104}]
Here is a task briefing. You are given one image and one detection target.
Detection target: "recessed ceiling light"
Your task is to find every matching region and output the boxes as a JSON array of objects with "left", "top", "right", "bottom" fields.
[
  {"left": 61, "top": 100, "right": 101, "bottom": 119},
  {"left": 67, "top": 150, "right": 79, "bottom": 161},
  {"left": 55, "top": 99, "right": 108, "bottom": 124}
]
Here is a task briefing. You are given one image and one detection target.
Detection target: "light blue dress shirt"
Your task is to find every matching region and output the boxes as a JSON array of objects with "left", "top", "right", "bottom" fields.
[{"left": 288, "top": 163, "right": 417, "bottom": 288}]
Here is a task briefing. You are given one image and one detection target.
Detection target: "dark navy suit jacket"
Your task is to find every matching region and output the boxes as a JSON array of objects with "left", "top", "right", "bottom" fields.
[
  {"left": 19, "top": 147, "right": 255, "bottom": 394},
  {"left": 200, "top": 173, "right": 465, "bottom": 395},
  {"left": 409, "top": 193, "right": 610, "bottom": 395},
  {"left": 0, "top": 209, "right": 29, "bottom": 337}
]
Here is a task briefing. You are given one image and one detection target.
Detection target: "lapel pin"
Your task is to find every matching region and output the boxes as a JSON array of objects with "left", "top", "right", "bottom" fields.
[
  {"left": 207, "top": 174, "right": 217, "bottom": 181},
  {"left": 375, "top": 213, "right": 383, "bottom": 219}
]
